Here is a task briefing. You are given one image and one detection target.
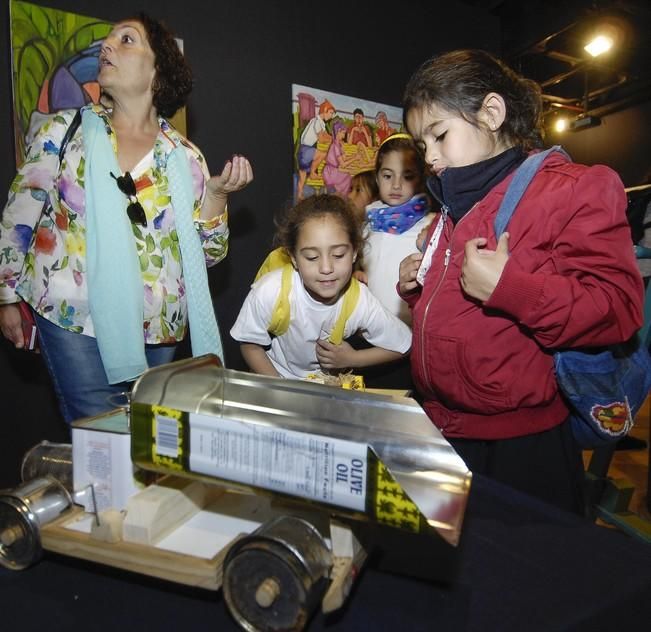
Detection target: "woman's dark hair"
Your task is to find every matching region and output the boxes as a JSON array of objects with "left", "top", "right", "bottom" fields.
[
  {"left": 375, "top": 135, "right": 427, "bottom": 192},
  {"left": 275, "top": 194, "right": 364, "bottom": 256},
  {"left": 136, "top": 13, "right": 193, "bottom": 118},
  {"left": 403, "top": 49, "right": 543, "bottom": 150}
]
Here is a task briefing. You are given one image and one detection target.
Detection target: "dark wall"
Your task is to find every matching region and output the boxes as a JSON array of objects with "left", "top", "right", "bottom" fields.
[
  {"left": 547, "top": 100, "right": 651, "bottom": 187},
  {"left": 0, "top": 0, "right": 499, "bottom": 486}
]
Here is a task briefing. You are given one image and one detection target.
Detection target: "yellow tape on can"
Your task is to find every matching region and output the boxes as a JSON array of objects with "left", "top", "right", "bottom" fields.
[{"left": 373, "top": 460, "right": 422, "bottom": 533}]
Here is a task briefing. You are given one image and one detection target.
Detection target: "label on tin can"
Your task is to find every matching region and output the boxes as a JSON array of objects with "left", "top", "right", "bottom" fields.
[{"left": 187, "top": 413, "right": 368, "bottom": 512}]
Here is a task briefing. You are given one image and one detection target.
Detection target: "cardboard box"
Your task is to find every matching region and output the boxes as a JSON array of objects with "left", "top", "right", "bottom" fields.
[{"left": 72, "top": 411, "right": 145, "bottom": 512}]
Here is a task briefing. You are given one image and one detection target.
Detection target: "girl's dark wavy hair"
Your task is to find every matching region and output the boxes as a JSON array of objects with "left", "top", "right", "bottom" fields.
[
  {"left": 351, "top": 169, "right": 379, "bottom": 201},
  {"left": 403, "top": 49, "right": 544, "bottom": 150},
  {"left": 374, "top": 135, "right": 427, "bottom": 194},
  {"left": 137, "top": 12, "right": 193, "bottom": 118},
  {"left": 275, "top": 194, "right": 364, "bottom": 256}
]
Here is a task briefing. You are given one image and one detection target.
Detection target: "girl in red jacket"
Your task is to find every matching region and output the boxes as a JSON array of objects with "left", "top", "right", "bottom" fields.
[{"left": 398, "top": 49, "right": 644, "bottom": 514}]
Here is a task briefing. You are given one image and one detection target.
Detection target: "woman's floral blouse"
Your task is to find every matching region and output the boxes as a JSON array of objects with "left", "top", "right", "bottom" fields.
[{"left": 0, "top": 104, "right": 228, "bottom": 344}]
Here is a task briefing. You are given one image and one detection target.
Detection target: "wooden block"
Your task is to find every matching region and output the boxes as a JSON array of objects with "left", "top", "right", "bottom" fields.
[
  {"left": 123, "top": 477, "right": 222, "bottom": 545},
  {"left": 90, "top": 509, "right": 125, "bottom": 543},
  {"left": 322, "top": 520, "right": 367, "bottom": 614},
  {"left": 329, "top": 520, "right": 357, "bottom": 558}
]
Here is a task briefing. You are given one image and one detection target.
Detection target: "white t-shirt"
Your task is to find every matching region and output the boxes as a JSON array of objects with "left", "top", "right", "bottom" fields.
[
  {"left": 300, "top": 116, "right": 326, "bottom": 147},
  {"left": 364, "top": 203, "right": 431, "bottom": 325},
  {"left": 230, "top": 267, "right": 412, "bottom": 379}
]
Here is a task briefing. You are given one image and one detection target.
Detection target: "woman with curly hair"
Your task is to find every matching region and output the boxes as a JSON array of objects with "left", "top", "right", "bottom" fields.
[{"left": 0, "top": 13, "right": 253, "bottom": 424}]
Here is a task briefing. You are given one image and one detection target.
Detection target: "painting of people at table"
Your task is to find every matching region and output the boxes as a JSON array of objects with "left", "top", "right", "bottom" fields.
[{"left": 292, "top": 84, "right": 402, "bottom": 201}]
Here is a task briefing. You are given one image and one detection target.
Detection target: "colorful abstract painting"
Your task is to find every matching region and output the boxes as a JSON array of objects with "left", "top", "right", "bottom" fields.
[
  {"left": 292, "top": 84, "right": 403, "bottom": 201},
  {"left": 9, "top": 0, "right": 111, "bottom": 164},
  {"left": 9, "top": 0, "right": 186, "bottom": 166}
]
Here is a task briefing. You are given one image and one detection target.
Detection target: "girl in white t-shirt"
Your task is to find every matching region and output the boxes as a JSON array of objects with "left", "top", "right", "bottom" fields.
[
  {"left": 364, "top": 134, "right": 436, "bottom": 324},
  {"left": 230, "top": 194, "right": 411, "bottom": 379}
]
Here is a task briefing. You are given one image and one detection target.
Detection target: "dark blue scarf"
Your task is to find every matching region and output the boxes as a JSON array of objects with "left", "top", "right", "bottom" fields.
[{"left": 427, "top": 147, "right": 526, "bottom": 223}]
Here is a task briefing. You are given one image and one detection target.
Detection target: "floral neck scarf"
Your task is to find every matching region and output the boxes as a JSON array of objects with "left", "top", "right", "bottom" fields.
[{"left": 366, "top": 193, "right": 430, "bottom": 234}]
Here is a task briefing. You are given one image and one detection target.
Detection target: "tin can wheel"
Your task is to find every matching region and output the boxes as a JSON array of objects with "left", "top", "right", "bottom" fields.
[
  {"left": 0, "top": 476, "right": 73, "bottom": 570},
  {"left": 222, "top": 516, "right": 332, "bottom": 631}
]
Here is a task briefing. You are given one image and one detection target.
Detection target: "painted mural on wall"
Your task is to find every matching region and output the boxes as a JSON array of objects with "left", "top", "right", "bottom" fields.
[
  {"left": 9, "top": 0, "right": 111, "bottom": 164},
  {"left": 9, "top": 0, "right": 186, "bottom": 166},
  {"left": 292, "top": 84, "right": 403, "bottom": 201}
]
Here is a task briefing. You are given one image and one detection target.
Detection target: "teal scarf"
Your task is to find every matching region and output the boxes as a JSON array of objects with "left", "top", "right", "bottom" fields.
[{"left": 82, "top": 107, "right": 223, "bottom": 384}]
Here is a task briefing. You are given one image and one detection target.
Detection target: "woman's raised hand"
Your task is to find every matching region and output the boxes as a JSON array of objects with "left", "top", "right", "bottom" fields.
[
  {"left": 206, "top": 155, "right": 254, "bottom": 200},
  {"left": 201, "top": 155, "right": 253, "bottom": 219}
]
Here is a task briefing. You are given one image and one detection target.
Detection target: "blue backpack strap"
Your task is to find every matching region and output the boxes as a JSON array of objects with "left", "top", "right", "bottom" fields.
[{"left": 493, "top": 145, "right": 570, "bottom": 239}]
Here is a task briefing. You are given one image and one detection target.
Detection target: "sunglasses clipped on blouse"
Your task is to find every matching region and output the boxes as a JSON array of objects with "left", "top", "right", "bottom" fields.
[{"left": 110, "top": 171, "right": 148, "bottom": 227}]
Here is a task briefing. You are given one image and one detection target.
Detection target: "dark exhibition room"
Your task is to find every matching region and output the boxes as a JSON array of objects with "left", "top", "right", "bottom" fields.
[{"left": 1, "top": 1, "right": 651, "bottom": 630}]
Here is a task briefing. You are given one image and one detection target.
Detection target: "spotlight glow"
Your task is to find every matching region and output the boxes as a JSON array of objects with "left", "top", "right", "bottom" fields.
[
  {"left": 555, "top": 118, "right": 569, "bottom": 133},
  {"left": 584, "top": 35, "right": 614, "bottom": 57}
]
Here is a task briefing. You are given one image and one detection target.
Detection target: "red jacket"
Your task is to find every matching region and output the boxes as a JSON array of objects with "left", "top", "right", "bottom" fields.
[{"left": 400, "top": 151, "right": 644, "bottom": 439}]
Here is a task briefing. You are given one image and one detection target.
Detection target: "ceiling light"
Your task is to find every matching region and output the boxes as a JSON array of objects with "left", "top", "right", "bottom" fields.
[
  {"left": 554, "top": 118, "right": 569, "bottom": 133},
  {"left": 584, "top": 34, "right": 613, "bottom": 57}
]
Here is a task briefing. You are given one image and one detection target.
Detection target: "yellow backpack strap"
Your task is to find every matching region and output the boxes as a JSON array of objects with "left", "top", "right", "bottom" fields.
[
  {"left": 254, "top": 247, "right": 292, "bottom": 282},
  {"left": 268, "top": 263, "right": 294, "bottom": 336},
  {"left": 329, "top": 277, "right": 360, "bottom": 344}
]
